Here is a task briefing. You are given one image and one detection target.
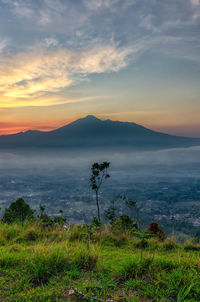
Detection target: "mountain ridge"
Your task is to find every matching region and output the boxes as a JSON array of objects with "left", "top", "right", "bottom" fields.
[{"left": 0, "top": 115, "right": 199, "bottom": 150}]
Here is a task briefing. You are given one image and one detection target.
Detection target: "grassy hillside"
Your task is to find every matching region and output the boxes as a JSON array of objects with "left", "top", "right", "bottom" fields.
[{"left": 0, "top": 222, "right": 200, "bottom": 301}]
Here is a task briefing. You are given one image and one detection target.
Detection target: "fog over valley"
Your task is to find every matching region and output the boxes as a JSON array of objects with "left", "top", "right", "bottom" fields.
[{"left": 1, "top": 147, "right": 200, "bottom": 238}]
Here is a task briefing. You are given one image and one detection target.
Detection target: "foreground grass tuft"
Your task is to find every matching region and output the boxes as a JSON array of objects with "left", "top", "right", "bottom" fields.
[{"left": 0, "top": 222, "right": 200, "bottom": 301}]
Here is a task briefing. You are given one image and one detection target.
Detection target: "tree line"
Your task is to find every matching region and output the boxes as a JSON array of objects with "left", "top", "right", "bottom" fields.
[{"left": 0, "top": 161, "right": 138, "bottom": 228}]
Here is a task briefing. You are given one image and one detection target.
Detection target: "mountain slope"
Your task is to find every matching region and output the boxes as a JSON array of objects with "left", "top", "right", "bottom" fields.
[{"left": 0, "top": 115, "right": 199, "bottom": 150}]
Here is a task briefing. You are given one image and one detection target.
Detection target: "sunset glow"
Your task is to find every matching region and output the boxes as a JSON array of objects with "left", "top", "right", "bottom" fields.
[{"left": 0, "top": 0, "right": 200, "bottom": 136}]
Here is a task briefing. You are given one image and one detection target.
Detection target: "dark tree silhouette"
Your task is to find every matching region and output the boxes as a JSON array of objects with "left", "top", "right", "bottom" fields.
[
  {"left": 148, "top": 222, "right": 166, "bottom": 241},
  {"left": 3, "top": 198, "right": 35, "bottom": 224},
  {"left": 90, "top": 161, "right": 110, "bottom": 221}
]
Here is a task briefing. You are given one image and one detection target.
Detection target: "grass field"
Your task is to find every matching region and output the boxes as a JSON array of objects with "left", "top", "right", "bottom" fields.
[{"left": 0, "top": 222, "right": 200, "bottom": 301}]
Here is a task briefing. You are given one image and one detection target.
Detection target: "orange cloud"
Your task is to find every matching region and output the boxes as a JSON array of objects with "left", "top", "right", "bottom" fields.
[{"left": 0, "top": 43, "right": 132, "bottom": 107}]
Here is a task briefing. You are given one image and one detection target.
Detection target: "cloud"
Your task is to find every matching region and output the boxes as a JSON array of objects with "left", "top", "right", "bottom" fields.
[
  {"left": 39, "top": 9, "right": 51, "bottom": 25},
  {"left": 1, "top": 0, "right": 85, "bottom": 31},
  {"left": 84, "top": 0, "right": 118, "bottom": 10},
  {"left": 2, "top": 0, "right": 135, "bottom": 31},
  {"left": 0, "top": 42, "right": 134, "bottom": 107},
  {"left": 1, "top": 0, "right": 199, "bottom": 105},
  {"left": 190, "top": 0, "right": 200, "bottom": 6},
  {"left": 42, "top": 38, "right": 59, "bottom": 47},
  {"left": 2, "top": 0, "right": 34, "bottom": 17},
  {"left": 84, "top": 0, "right": 135, "bottom": 12},
  {"left": 0, "top": 40, "right": 8, "bottom": 53}
]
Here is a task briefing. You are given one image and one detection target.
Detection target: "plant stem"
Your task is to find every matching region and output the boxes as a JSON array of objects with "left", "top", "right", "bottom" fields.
[{"left": 96, "top": 191, "right": 101, "bottom": 221}]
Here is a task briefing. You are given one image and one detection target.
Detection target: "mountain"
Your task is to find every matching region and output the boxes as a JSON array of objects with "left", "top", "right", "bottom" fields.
[{"left": 0, "top": 115, "right": 200, "bottom": 150}]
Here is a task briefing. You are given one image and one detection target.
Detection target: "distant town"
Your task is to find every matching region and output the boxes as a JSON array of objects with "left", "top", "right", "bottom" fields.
[{"left": 1, "top": 158, "right": 200, "bottom": 240}]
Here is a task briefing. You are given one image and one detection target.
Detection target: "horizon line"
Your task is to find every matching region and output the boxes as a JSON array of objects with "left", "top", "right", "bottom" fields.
[{"left": 0, "top": 114, "right": 200, "bottom": 139}]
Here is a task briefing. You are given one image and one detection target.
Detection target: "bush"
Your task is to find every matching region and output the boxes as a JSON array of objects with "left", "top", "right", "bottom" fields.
[
  {"left": 38, "top": 214, "right": 54, "bottom": 228},
  {"left": 91, "top": 216, "right": 102, "bottom": 230},
  {"left": 110, "top": 214, "right": 136, "bottom": 234},
  {"left": 53, "top": 216, "right": 66, "bottom": 226},
  {"left": 68, "top": 225, "right": 82, "bottom": 241},
  {"left": 147, "top": 222, "right": 166, "bottom": 241},
  {"left": 99, "top": 231, "right": 127, "bottom": 247},
  {"left": 162, "top": 239, "right": 178, "bottom": 251},
  {"left": 68, "top": 225, "right": 91, "bottom": 242},
  {"left": 2, "top": 198, "right": 35, "bottom": 224}
]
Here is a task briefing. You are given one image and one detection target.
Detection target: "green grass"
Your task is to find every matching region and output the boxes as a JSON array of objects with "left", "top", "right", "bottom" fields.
[{"left": 0, "top": 222, "right": 200, "bottom": 301}]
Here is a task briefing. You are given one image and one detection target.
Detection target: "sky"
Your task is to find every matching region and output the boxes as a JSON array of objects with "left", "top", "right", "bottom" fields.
[{"left": 0, "top": 0, "right": 200, "bottom": 137}]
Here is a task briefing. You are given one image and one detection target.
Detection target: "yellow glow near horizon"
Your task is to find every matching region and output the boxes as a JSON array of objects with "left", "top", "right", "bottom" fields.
[
  {"left": 0, "top": 104, "right": 200, "bottom": 137},
  {"left": 0, "top": 44, "right": 199, "bottom": 137},
  {"left": 0, "top": 44, "right": 131, "bottom": 107}
]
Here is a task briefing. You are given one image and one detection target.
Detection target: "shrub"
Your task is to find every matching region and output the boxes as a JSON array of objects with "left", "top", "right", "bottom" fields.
[
  {"left": 99, "top": 231, "right": 127, "bottom": 247},
  {"left": 91, "top": 216, "right": 102, "bottom": 230},
  {"left": 38, "top": 214, "right": 54, "bottom": 228},
  {"left": 111, "top": 214, "right": 136, "bottom": 234},
  {"left": 147, "top": 222, "right": 166, "bottom": 241},
  {"left": 132, "top": 230, "right": 154, "bottom": 251},
  {"left": 53, "top": 216, "right": 67, "bottom": 226},
  {"left": 68, "top": 225, "right": 82, "bottom": 241},
  {"left": 162, "top": 239, "right": 178, "bottom": 251},
  {"left": 2, "top": 198, "right": 35, "bottom": 224},
  {"left": 68, "top": 225, "right": 91, "bottom": 242}
]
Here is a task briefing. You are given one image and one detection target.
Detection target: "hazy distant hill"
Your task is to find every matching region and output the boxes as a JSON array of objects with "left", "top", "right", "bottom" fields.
[{"left": 0, "top": 115, "right": 200, "bottom": 150}]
